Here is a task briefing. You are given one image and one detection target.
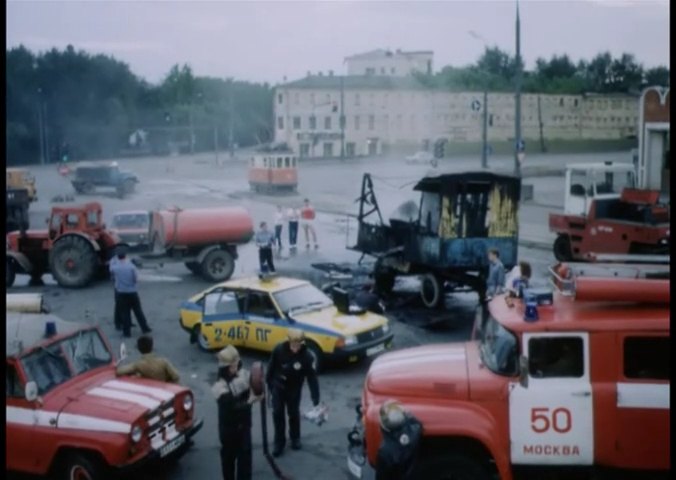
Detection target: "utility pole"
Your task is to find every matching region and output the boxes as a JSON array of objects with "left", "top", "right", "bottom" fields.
[
  {"left": 482, "top": 88, "right": 488, "bottom": 168},
  {"left": 43, "top": 101, "right": 50, "bottom": 164},
  {"left": 189, "top": 104, "right": 194, "bottom": 154},
  {"left": 340, "top": 75, "right": 345, "bottom": 160},
  {"left": 537, "top": 95, "right": 546, "bottom": 152},
  {"left": 228, "top": 79, "right": 234, "bottom": 157},
  {"left": 514, "top": 0, "right": 523, "bottom": 177},
  {"left": 37, "top": 88, "right": 45, "bottom": 165}
]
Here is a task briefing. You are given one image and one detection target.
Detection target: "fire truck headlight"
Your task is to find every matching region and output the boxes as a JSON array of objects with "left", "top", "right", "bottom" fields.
[
  {"left": 130, "top": 425, "right": 143, "bottom": 443},
  {"left": 182, "top": 394, "right": 193, "bottom": 412}
]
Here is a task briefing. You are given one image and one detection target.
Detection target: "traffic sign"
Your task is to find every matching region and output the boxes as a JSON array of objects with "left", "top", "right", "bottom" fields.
[
  {"left": 471, "top": 100, "right": 481, "bottom": 112},
  {"left": 516, "top": 139, "right": 525, "bottom": 152}
]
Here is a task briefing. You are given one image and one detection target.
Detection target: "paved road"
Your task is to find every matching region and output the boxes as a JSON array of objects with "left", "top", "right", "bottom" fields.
[{"left": 10, "top": 150, "right": 630, "bottom": 480}]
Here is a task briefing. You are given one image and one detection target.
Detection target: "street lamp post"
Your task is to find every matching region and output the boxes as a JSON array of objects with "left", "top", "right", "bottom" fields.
[
  {"left": 468, "top": 30, "right": 490, "bottom": 169},
  {"left": 340, "top": 75, "right": 345, "bottom": 160},
  {"left": 36, "top": 87, "right": 45, "bottom": 165},
  {"left": 228, "top": 79, "right": 235, "bottom": 157},
  {"left": 514, "top": 0, "right": 523, "bottom": 177}
]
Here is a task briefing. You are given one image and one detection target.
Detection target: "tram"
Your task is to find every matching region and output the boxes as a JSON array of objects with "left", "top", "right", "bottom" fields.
[{"left": 248, "top": 143, "right": 298, "bottom": 193}]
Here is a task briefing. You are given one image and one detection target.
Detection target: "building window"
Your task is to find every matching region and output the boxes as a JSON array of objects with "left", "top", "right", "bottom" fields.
[
  {"left": 299, "top": 143, "right": 310, "bottom": 158},
  {"left": 624, "top": 337, "right": 669, "bottom": 380},
  {"left": 368, "top": 115, "right": 375, "bottom": 130},
  {"left": 574, "top": 99, "right": 579, "bottom": 107},
  {"left": 277, "top": 116, "right": 284, "bottom": 130},
  {"left": 278, "top": 93, "right": 283, "bottom": 104},
  {"left": 528, "top": 337, "right": 584, "bottom": 378},
  {"left": 325, "top": 116, "right": 332, "bottom": 130},
  {"left": 293, "top": 116, "right": 301, "bottom": 130},
  {"left": 326, "top": 93, "right": 331, "bottom": 104},
  {"left": 355, "top": 93, "right": 360, "bottom": 106},
  {"left": 323, "top": 142, "right": 334, "bottom": 157},
  {"left": 354, "top": 115, "right": 360, "bottom": 130},
  {"left": 366, "top": 67, "right": 375, "bottom": 75},
  {"left": 309, "top": 115, "right": 316, "bottom": 130},
  {"left": 310, "top": 93, "right": 315, "bottom": 105},
  {"left": 346, "top": 142, "right": 356, "bottom": 157},
  {"left": 369, "top": 93, "right": 375, "bottom": 106},
  {"left": 559, "top": 98, "right": 564, "bottom": 107}
]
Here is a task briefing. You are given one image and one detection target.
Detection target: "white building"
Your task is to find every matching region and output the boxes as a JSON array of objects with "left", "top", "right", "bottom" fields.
[
  {"left": 273, "top": 74, "right": 639, "bottom": 158},
  {"left": 345, "top": 49, "right": 433, "bottom": 77}
]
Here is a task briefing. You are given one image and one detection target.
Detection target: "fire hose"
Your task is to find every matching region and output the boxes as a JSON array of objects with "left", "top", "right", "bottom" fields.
[{"left": 251, "top": 362, "right": 293, "bottom": 480}]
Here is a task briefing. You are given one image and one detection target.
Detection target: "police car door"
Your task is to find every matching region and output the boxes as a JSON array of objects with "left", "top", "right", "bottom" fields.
[
  {"left": 201, "top": 290, "right": 244, "bottom": 349},
  {"left": 243, "top": 290, "right": 279, "bottom": 351},
  {"left": 509, "top": 332, "right": 594, "bottom": 466}
]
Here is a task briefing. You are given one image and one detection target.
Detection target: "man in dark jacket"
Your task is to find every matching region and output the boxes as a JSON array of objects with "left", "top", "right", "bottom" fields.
[
  {"left": 212, "top": 345, "right": 262, "bottom": 480},
  {"left": 375, "top": 400, "right": 423, "bottom": 480},
  {"left": 266, "top": 329, "right": 320, "bottom": 457}
]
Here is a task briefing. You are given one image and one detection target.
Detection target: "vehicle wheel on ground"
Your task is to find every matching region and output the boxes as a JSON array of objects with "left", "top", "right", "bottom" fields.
[
  {"left": 200, "top": 249, "right": 235, "bottom": 282},
  {"left": 420, "top": 273, "right": 443, "bottom": 309},
  {"left": 305, "top": 341, "right": 324, "bottom": 373},
  {"left": 6, "top": 258, "right": 16, "bottom": 288},
  {"left": 185, "top": 261, "right": 201, "bottom": 275},
  {"left": 410, "top": 453, "right": 491, "bottom": 480},
  {"left": 553, "top": 235, "right": 573, "bottom": 262},
  {"left": 123, "top": 179, "right": 136, "bottom": 194},
  {"left": 61, "top": 452, "right": 106, "bottom": 480},
  {"left": 194, "top": 325, "right": 214, "bottom": 352},
  {"left": 49, "top": 235, "right": 98, "bottom": 288}
]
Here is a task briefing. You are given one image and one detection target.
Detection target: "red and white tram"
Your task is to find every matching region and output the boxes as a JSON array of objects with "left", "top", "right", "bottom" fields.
[{"left": 248, "top": 146, "right": 298, "bottom": 193}]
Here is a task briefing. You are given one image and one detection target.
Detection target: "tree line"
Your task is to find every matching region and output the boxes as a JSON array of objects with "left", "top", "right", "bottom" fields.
[
  {"left": 6, "top": 45, "right": 670, "bottom": 165},
  {"left": 6, "top": 45, "right": 274, "bottom": 165}
]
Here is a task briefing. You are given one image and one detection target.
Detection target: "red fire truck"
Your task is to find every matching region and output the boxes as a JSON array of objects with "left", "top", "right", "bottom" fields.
[
  {"left": 6, "top": 300, "right": 203, "bottom": 479},
  {"left": 347, "top": 258, "right": 669, "bottom": 479}
]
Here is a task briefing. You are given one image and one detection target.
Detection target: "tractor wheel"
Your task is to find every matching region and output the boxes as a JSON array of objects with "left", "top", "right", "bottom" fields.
[
  {"left": 553, "top": 235, "right": 573, "bottom": 262},
  {"left": 420, "top": 273, "right": 443, "bottom": 309},
  {"left": 200, "top": 249, "right": 235, "bottom": 282},
  {"left": 49, "top": 235, "right": 98, "bottom": 288},
  {"left": 185, "top": 261, "right": 201, "bottom": 275},
  {"left": 60, "top": 452, "right": 106, "bottom": 480},
  {"left": 6, "top": 258, "right": 16, "bottom": 288}
]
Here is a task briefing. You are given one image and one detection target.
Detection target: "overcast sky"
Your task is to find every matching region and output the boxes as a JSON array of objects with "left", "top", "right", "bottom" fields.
[{"left": 6, "top": 0, "right": 670, "bottom": 85}]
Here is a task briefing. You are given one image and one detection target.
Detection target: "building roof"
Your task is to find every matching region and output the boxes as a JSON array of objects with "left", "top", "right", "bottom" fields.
[
  {"left": 6, "top": 312, "right": 84, "bottom": 358},
  {"left": 345, "top": 49, "right": 433, "bottom": 61},
  {"left": 280, "top": 75, "right": 432, "bottom": 91}
]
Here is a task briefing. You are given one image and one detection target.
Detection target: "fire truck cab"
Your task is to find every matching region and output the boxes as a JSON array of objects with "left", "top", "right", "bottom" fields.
[{"left": 347, "top": 259, "right": 669, "bottom": 480}]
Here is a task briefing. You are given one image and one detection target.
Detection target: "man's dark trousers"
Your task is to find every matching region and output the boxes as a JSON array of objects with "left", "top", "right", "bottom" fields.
[
  {"left": 289, "top": 221, "right": 298, "bottom": 247},
  {"left": 118, "top": 292, "right": 150, "bottom": 335},
  {"left": 259, "top": 247, "right": 275, "bottom": 272},
  {"left": 220, "top": 426, "right": 252, "bottom": 480},
  {"left": 272, "top": 386, "right": 302, "bottom": 449}
]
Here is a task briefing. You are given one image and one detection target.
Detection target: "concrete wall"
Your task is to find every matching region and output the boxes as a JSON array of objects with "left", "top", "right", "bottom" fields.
[{"left": 274, "top": 87, "right": 639, "bottom": 157}]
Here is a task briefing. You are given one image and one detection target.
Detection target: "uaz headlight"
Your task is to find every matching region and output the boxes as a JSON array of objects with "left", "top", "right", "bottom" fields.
[{"left": 130, "top": 424, "right": 143, "bottom": 443}]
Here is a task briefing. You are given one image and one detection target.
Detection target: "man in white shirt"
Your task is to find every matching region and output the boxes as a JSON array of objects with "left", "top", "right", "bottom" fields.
[{"left": 273, "top": 205, "right": 285, "bottom": 250}]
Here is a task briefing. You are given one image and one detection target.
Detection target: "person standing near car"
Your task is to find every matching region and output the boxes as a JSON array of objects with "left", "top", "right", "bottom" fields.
[
  {"left": 255, "top": 221, "right": 276, "bottom": 273},
  {"left": 116, "top": 335, "right": 180, "bottom": 383},
  {"left": 109, "top": 249, "right": 151, "bottom": 337},
  {"left": 287, "top": 205, "right": 300, "bottom": 250},
  {"left": 273, "top": 205, "right": 285, "bottom": 251},
  {"left": 300, "top": 198, "right": 318, "bottom": 249},
  {"left": 212, "top": 345, "right": 262, "bottom": 480},
  {"left": 266, "top": 329, "right": 320, "bottom": 457}
]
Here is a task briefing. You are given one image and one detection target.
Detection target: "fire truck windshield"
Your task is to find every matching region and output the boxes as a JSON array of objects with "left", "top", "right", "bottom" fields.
[
  {"left": 478, "top": 314, "right": 518, "bottom": 376},
  {"left": 21, "top": 329, "right": 112, "bottom": 394}
]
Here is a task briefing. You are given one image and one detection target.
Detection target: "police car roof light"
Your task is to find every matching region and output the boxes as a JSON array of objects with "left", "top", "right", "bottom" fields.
[
  {"left": 523, "top": 301, "right": 539, "bottom": 323},
  {"left": 44, "top": 321, "right": 57, "bottom": 338}
]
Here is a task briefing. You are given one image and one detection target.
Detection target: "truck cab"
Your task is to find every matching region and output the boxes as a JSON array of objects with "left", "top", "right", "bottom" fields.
[
  {"left": 562, "top": 162, "right": 636, "bottom": 216},
  {"left": 347, "top": 260, "right": 669, "bottom": 480},
  {"left": 6, "top": 300, "right": 203, "bottom": 478}
]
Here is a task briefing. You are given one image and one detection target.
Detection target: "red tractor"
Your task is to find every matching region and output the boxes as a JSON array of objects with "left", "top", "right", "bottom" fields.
[
  {"left": 6, "top": 202, "right": 120, "bottom": 288},
  {"left": 549, "top": 162, "right": 669, "bottom": 261}
]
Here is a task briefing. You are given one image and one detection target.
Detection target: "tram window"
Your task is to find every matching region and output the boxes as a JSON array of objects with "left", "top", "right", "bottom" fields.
[
  {"left": 277, "top": 158, "right": 282, "bottom": 168},
  {"left": 285, "top": 157, "right": 290, "bottom": 168}
]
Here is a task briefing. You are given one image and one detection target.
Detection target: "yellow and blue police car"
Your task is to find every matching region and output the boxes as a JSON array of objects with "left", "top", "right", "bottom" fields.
[{"left": 179, "top": 276, "right": 394, "bottom": 371}]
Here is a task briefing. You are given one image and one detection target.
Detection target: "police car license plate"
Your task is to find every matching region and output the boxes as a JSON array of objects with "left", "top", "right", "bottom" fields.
[
  {"left": 159, "top": 435, "right": 185, "bottom": 458},
  {"left": 366, "top": 343, "right": 385, "bottom": 357}
]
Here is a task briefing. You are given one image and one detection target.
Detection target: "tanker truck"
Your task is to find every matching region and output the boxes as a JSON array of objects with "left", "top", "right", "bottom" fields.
[{"left": 136, "top": 206, "right": 254, "bottom": 282}]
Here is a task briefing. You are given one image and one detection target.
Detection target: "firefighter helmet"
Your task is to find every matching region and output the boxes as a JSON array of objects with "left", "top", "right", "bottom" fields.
[{"left": 217, "top": 345, "right": 240, "bottom": 367}]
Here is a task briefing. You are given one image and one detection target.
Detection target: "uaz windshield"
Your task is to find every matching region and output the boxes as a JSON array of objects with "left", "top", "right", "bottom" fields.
[{"left": 21, "top": 329, "right": 112, "bottom": 395}]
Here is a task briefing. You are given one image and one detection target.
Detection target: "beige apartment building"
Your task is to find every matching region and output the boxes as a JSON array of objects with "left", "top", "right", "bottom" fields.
[{"left": 273, "top": 74, "right": 639, "bottom": 158}]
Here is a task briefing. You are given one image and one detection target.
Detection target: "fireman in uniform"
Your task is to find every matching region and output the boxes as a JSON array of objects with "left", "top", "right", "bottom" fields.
[
  {"left": 266, "top": 329, "right": 320, "bottom": 457},
  {"left": 375, "top": 400, "right": 423, "bottom": 480},
  {"left": 116, "top": 335, "right": 180, "bottom": 383},
  {"left": 212, "top": 345, "right": 262, "bottom": 480}
]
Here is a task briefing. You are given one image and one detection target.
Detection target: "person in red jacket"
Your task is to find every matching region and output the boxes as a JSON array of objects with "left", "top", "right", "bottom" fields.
[{"left": 300, "top": 198, "right": 318, "bottom": 249}]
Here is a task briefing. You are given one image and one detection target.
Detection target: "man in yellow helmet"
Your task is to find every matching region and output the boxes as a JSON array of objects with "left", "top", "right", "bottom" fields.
[
  {"left": 212, "top": 345, "right": 262, "bottom": 480},
  {"left": 265, "top": 329, "right": 320, "bottom": 457},
  {"left": 375, "top": 400, "right": 423, "bottom": 480}
]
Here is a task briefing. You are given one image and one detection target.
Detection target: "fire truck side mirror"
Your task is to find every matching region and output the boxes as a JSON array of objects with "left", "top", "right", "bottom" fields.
[
  {"left": 25, "top": 381, "right": 39, "bottom": 402},
  {"left": 518, "top": 356, "right": 529, "bottom": 388}
]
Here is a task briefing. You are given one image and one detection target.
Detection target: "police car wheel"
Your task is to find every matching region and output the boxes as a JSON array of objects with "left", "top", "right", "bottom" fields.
[
  {"left": 411, "top": 453, "right": 490, "bottom": 480},
  {"left": 306, "top": 341, "right": 324, "bottom": 373},
  {"left": 195, "top": 326, "right": 214, "bottom": 351},
  {"left": 62, "top": 453, "right": 104, "bottom": 480}
]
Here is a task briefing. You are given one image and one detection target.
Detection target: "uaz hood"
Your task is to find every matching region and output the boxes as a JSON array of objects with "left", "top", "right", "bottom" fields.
[{"left": 366, "top": 343, "right": 469, "bottom": 400}]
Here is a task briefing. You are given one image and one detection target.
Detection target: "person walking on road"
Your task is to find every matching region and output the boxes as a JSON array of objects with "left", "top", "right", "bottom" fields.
[
  {"left": 116, "top": 335, "right": 180, "bottom": 383},
  {"left": 287, "top": 206, "right": 300, "bottom": 250},
  {"left": 255, "top": 221, "right": 276, "bottom": 273},
  {"left": 212, "top": 345, "right": 262, "bottom": 480},
  {"left": 300, "top": 198, "right": 318, "bottom": 249},
  {"left": 109, "top": 249, "right": 151, "bottom": 337},
  {"left": 273, "top": 205, "right": 285, "bottom": 250},
  {"left": 266, "top": 329, "right": 320, "bottom": 457},
  {"left": 486, "top": 248, "right": 506, "bottom": 300}
]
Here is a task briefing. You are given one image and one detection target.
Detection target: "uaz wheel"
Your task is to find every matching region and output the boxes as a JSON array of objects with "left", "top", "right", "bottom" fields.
[
  {"left": 553, "top": 235, "right": 573, "bottom": 261},
  {"left": 62, "top": 453, "right": 105, "bottom": 480},
  {"left": 49, "top": 235, "right": 98, "bottom": 288}
]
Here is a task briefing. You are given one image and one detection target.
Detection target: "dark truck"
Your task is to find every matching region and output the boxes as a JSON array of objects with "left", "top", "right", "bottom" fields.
[
  {"left": 71, "top": 162, "right": 139, "bottom": 198},
  {"left": 350, "top": 172, "right": 521, "bottom": 307},
  {"left": 6, "top": 187, "right": 30, "bottom": 233}
]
